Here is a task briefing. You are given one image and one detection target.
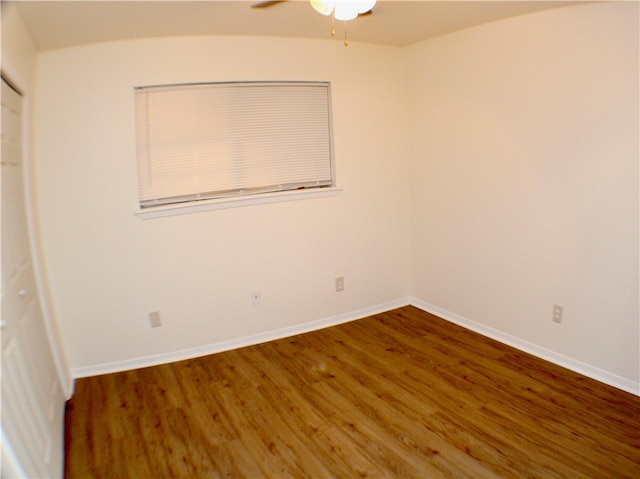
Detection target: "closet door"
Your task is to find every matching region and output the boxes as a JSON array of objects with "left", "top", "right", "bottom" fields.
[{"left": 1, "top": 78, "right": 64, "bottom": 478}]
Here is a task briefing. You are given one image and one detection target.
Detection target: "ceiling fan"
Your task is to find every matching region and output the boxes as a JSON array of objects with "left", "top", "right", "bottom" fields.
[
  {"left": 251, "top": 0, "right": 376, "bottom": 45},
  {"left": 251, "top": 1, "right": 287, "bottom": 9},
  {"left": 252, "top": 1, "right": 374, "bottom": 18}
]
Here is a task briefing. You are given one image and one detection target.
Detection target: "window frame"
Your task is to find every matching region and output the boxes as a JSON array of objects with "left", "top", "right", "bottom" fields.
[
  {"left": 134, "top": 81, "right": 339, "bottom": 218},
  {"left": 134, "top": 185, "right": 342, "bottom": 219}
]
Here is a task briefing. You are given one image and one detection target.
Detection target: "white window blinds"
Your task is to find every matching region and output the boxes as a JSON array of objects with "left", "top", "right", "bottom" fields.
[{"left": 135, "top": 81, "right": 334, "bottom": 208}]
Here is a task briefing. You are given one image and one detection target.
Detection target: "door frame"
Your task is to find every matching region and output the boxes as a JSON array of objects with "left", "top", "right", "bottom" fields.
[{"left": 1, "top": 69, "right": 72, "bottom": 398}]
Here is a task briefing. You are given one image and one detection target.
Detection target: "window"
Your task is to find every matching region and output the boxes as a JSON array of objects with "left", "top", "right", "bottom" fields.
[{"left": 135, "top": 81, "right": 335, "bottom": 213}]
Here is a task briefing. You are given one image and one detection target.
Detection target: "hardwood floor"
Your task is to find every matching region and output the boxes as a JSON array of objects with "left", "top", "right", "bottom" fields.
[{"left": 64, "top": 306, "right": 640, "bottom": 478}]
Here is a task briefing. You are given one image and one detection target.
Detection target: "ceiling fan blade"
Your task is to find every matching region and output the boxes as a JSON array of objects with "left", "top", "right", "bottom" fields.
[{"left": 251, "top": 0, "right": 286, "bottom": 8}]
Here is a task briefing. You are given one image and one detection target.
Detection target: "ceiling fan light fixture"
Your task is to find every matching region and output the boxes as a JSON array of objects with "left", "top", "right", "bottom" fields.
[
  {"left": 334, "top": 4, "right": 359, "bottom": 21},
  {"left": 310, "top": 0, "right": 376, "bottom": 45},
  {"left": 311, "top": 0, "right": 376, "bottom": 19},
  {"left": 310, "top": 0, "right": 334, "bottom": 16},
  {"left": 353, "top": 0, "right": 376, "bottom": 14}
]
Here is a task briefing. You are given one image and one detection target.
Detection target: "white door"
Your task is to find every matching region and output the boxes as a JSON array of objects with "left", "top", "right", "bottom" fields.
[{"left": 1, "top": 78, "right": 65, "bottom": 478}]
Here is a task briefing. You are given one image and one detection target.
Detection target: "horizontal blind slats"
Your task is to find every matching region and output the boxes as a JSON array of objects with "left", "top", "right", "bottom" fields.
[{"left": 136, "top": 81, "right": 333, "bottom": 207}]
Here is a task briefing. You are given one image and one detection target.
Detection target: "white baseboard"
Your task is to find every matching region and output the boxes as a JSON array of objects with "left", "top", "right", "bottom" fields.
[
  {"left": 410, "top": 297, "right": 640, "bottom": 396},
  {"left": 72, "top": 296, "right": 639, "bottom": 397},
  {"left": 71, "top": 297, "right": 412, "bottom": 379}
]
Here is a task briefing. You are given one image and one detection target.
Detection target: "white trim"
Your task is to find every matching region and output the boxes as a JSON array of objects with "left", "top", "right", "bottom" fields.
[
  {"left": 24, "top": 97, "right": 74, "bottom": 399},
  {"left": 0, "top": 70, "right": 73, "bottom": 399},
  {"left": 1, "top": 429, "right": 29, "bottom": 479},
  {"left": 72, "top": 297, "right": 411, "bottom": 378},
  {"left": 135, "top": 187, "right": 342, "bottom": 220},
  {"left": 71, "top": 296, "right": 639, "bottom": 397},
  {"left": 410, "top": 297, "right": 640, "bottom": 396}
]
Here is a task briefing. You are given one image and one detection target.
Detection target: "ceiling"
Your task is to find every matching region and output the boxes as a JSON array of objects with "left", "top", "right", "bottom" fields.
[{"left": 6, "top": 0, "right": 580, "bottom": 51}]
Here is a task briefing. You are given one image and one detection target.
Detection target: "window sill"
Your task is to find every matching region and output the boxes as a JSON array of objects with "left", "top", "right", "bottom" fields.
[{"left": 135, "top": 187, "right": 342, "bottom": 220}]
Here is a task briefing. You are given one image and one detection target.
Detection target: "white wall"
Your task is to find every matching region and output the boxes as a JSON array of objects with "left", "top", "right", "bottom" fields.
[
  {"left": 1, "top": 5, "right": 69, "bottom": 476},
  {"left": 34, "top": 36, "right": 411, "bottom": 373},
  {"left": 31, "top": 2, "right": 639, "bottom": 391},
  {"left": 1, "top": 5, "right": 36, "bottom": 90},
  {"left": 407, "top": 2, "right": 639, "bottom": 386}
]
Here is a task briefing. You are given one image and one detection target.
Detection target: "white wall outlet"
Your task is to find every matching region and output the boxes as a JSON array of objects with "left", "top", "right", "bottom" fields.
[
  {"left": 149, "top": 310, "right": 162, "bottom": 328},
  {"left": 335, "top": 276, "right": 344, "bottom": 292},
  {"left": 552, "top": 304, "right": 563, "bottom": 323},
  {"left": 251, "top": 290, "right": 261, "bottom": 305}
]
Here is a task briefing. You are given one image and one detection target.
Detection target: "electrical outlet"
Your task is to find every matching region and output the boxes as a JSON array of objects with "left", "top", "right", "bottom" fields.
[
  {"left": 149, "top": 310, "right": 162, "bottom": 328},
  {"left": 251, "top": 290, "right": 261, "bottom": 305},
  {"left": 335, "top": 276, "right": 344, "bottom": 292},
  {"left": 552, "top": 304, "right": 563, "bottom": 323}
]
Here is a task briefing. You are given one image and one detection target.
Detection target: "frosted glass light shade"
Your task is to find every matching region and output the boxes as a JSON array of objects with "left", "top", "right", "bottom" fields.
[
  {"left": 354, "top": 0, "right": 376, "bottom": 14},
  {"left": 334, "top": 4, "right": 358, "bottom": 20},
  {"left": 310, "top": 0, "right": 376, "bottom": 20},
  {"left": 310, "top": 0, "right": 334, "bottom": 16}
]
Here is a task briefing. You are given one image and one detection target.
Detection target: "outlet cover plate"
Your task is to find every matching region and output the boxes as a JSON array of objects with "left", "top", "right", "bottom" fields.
[
  {"left": 149, "top": 311, "right": 162, "bottom": 328},
  {"left": 553, "top": 304, "right": 563, "bottom": 323}
]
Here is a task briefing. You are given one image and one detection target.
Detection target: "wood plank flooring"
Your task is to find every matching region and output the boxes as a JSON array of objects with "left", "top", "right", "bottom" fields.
[{"left": 64, "top": 306, "right": 640, "bottom": 478}]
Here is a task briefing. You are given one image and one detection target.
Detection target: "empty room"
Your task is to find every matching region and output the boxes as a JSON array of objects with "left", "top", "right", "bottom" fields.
[{"left": 1, "top": 0, "right": 638, "bottom": 477}]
